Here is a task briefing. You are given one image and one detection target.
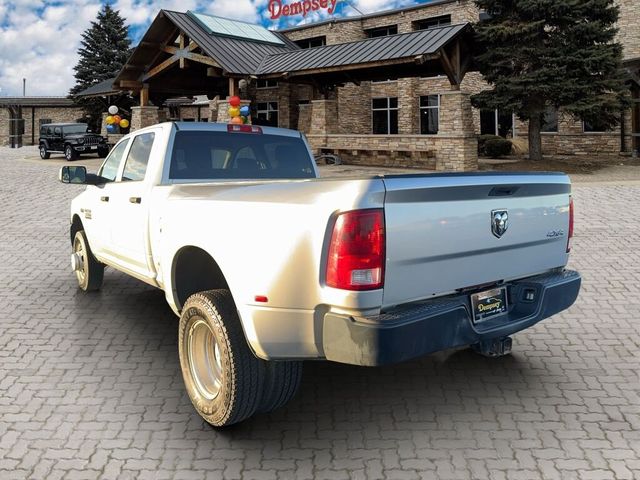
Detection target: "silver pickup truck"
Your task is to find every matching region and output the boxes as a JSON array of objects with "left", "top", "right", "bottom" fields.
[{"left": 59, "top": 122, "right": 581, "bottom": 427}]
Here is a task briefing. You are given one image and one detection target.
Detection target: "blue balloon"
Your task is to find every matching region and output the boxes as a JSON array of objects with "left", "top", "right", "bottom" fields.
[
  {"left": 240, "top": 105, "right": 250, "bottom": 117},
  {"left": 106, "top": 124, "right": 117, "bottom": 134}
]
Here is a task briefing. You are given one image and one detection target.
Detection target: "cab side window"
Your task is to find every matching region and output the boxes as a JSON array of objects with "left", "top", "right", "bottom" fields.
[
  {"left": 99, "top": 139, "right": 129, "bottom": 182},
  {"left": 122, "top": 132, "right": 155, "bottom": 182},
  {"left": 54, "top": 127, "right": 61, "bottom": 136}
]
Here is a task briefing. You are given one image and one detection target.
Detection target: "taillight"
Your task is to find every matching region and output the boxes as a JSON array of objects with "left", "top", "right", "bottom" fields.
[
  {"left": 326, "top": 209, "right": 385, "bottom": 290},
  {"left": 567, "top": 196, "right": 574, "bottom": 253}
]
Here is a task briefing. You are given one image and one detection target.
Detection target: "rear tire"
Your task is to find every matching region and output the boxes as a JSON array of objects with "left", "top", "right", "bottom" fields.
[
  {"left": 98, "top": 146, "right": 109, "bottom": 158},
  {"left": 39, "top": 144, "right": 50, "bottom": 159},
  {"left": 257, "top": 361, "right": 303, "bottom": 413},
  {"left": 72, "top": 230, "right": 104, "bottom": 291},
  {"left": 179, "top": 290, "right": 264, "bottom": 427}
]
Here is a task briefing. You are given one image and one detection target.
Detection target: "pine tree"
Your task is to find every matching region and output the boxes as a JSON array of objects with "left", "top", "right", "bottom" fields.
[
  {"left": 471, "top": 0, "right": 629, "bottom": 160},
  {"left": 70, "top": 4, "right": 132, "bottom": 130}
]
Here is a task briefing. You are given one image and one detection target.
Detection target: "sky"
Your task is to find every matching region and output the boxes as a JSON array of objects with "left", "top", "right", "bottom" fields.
[{"left": 0, "top": 0, "right": 420, "bottom": 97}]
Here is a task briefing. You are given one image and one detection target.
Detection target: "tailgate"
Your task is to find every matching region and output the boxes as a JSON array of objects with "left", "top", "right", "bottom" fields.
[{"left": 381, "top": 173, "right": 571, "bottom": 308}]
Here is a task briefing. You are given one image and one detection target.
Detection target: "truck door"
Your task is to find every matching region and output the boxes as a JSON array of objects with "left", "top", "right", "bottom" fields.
[{"left": 107, "top": 129, "right": 159, "bottom": 281}]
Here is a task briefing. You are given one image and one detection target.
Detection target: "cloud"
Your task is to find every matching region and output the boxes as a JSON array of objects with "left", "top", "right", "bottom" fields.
[{"left": 0, "top": 0, "right": 424, "bottom": 96}]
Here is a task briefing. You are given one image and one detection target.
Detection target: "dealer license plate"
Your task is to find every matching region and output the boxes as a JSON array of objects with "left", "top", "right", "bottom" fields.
[{"left": 470, "top": 287, "right": 508, "bottom": 323}]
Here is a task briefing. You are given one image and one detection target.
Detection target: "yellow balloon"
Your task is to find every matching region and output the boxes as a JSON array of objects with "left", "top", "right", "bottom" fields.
[
  {"left": 228, "top": 107, "right": 240, "bottom": 118},
  {"left": 105, "top": 115, "right": 115, "bottom": 125},
  {"left": 119, "top": 119, "right": 129, "bottom": 128}
]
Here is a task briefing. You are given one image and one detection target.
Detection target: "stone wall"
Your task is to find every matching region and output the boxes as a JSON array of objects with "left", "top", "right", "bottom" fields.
[
  {"left": 307, "top": 134, "right": 476, "bottom": 171},
  {"left": 0, "top": 106, "right": 85, "bottom": 146},
  {"left": 283, "top": 0, "right": 480, "bottom": 45},
  {"left": 615, "top": 0, "right": 640, "bottom": 60}
]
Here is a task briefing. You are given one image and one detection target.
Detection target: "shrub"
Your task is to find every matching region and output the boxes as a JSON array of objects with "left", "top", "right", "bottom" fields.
[
  {"left": 477, "top": 134, "right": 502, "bottom": 156},
  {"left": 484, "top": 138, "right": 513, "bottom": 158}
]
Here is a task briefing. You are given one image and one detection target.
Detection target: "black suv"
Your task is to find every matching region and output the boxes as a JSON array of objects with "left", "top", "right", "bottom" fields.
[{"left": 39, "top": 123, "right": 109, "bottom": 161}]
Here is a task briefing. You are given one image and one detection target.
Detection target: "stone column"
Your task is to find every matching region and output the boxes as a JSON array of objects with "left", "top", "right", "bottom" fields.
[
  {"left": 310, "top": 99, "right": 339, "bottom": 135},
  {"left": 209, "top": 99, "right": 219, "bottom": 123},
  {"left": 130, "top": 106, "right": 159, "bottom": 131},
  {"left": 100, "top": 112, "right": 109, "bottom": 136},
  {"left": 398, "top": 78, "right": 418, "bottom": 134},
  {"left": 297, "top": 104, "right": 312, "bottom": 133},
  {"left": 215, "top": 99, "right": 251, "bottom": 124},
  {"left": 436, "top": 91, "right": 478, "bottom": 171}
]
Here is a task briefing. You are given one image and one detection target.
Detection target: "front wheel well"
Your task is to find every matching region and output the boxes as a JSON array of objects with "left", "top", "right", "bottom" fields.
[
  {"left": 71, "top": 215, "right": 83, "bottom": 245},
  {"left": 172, "top": 246, "right": 230, "bottom": 310}
]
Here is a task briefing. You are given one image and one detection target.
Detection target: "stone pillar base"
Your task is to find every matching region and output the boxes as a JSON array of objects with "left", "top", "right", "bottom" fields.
[
  {"left": 100, "top": 112, "right": 109, "bottom": 136},
  {"left": 436, "top": 91, "right": 478, "bottom": 171},
  {"left": 131, "top": 106, "right": 159, "bottom": 131},
  {"left": 298, "top": 104, "right": 312, "bottom": 133},
  {"left": 215, "top": 99, "right": 251, "bottom": 124}
]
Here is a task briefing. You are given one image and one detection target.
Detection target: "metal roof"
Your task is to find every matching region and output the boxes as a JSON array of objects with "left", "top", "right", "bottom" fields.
[
  {"left": 162, "top": 10, "right": 296, "bottom": 75},
  {"left": 74, "top": 78, "right": 119, "bottom": 98},
  {"left": 257, "top": 23, "right": 468, "bottom": 75},
  {"left": 0, "top": 97, "right": 76, "bottom": 107}
]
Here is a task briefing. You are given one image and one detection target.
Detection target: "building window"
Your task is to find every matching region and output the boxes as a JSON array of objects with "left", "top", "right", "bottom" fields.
[
  {"left": 583, "top": 119, "right": 610, "bottom": 133},
  {"left": 294, "top": 36, "right": 326, "bottom": 49},
  {"left": 481, "top": 109, "right": 513, "bottom": 137},
  {"left": 365, "top": 25, "right": 398, "bottom": 38},
  {"left": 298, "top": 99, "right": 310, "bottom": 105},
  {"left": 420, "top": 95, "right": 439, "bottom": 134},
  {"left": 541, "top": 106, "right": 558, "bottom": 133},
  {"left": 256, "top": 102, "right": 278, "bottom": 127},
  {"left": 413, "top": 15, "right": 452, "bottom": 30},
  {"left": 372, "top": 97, "right": 398, "bottom": 134},
  {"left": 257, "top": 79, "right": 278, "bottom": 89}
]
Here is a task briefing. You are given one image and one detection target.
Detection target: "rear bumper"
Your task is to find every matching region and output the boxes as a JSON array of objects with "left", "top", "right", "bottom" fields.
[{"left": 322, "top": 269, "right": 581, "bottom": 366}]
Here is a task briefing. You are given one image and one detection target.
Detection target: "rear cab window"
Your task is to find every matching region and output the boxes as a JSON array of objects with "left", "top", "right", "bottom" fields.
[{"left": 168, "top": 130, "right": 314, "bottom": 181}]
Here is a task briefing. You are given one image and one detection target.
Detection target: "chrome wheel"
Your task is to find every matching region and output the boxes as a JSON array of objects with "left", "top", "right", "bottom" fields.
[
  {"left": 186, "top": 317, "right": 224, "bottom": 400},
  {"left": 39, "top": 145, "right": 46, "bottom": 159},
  {"left": 73, "top": 235, "right": 87, "bottom": 286}
]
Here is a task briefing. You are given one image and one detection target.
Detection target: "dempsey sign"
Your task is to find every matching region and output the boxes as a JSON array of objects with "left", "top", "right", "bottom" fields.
[{"left": 268, "top": 0, "right": 339, "bottom": 19}]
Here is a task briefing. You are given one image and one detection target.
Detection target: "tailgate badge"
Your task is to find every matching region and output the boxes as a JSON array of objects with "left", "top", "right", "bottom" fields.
[{"left": 491, "top": 209, "right": 508, "bottom": 238}]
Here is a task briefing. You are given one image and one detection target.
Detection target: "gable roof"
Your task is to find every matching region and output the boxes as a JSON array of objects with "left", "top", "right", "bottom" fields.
[{"left": 160, "top": 11, "right": 297, "bottom": 75}]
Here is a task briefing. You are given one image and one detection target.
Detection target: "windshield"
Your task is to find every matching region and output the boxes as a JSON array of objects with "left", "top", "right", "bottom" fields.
[
  {"left": 169, "top": 131, "right": 315, "bottom": 181},
  {"left": 63, "top": 125, "right": 88, "bottom": 135}
]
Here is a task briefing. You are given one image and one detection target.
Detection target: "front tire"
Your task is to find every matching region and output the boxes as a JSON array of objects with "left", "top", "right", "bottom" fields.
[
  {"left": 179, "top": 290, "right": 264, "bottom": 427},
  {"left": 72, "top": 230, "right": 104, "bottom": 291},
  {"left": 65, "top": 144, "right": 78, "bottom": 161},
  {"left": 39, "top": 144, "right": 50, "bottom": 159}
]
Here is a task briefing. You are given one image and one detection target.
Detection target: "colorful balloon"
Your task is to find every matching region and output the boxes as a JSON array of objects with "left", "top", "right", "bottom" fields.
[
  {"left": 106, "top": 124, "right": 117, "bottom": 133},
  {"left": 228, "top": 96, "right": 241, "bottom": 107},
  {"left": 228, "top": 107, "right": 240, "bottom": 118},
  {"left": 108, "top": 105, "right": 119, "bottom": 115},
  {"left": 241, "top": 116, "right": 248, "bottom": 124},
  {"left": 230, "top": 116, "right": 243, "bottom": 125},
  {"left": 105, "top": 115, "right": 115, "bottom": 125},
  {"left": 239, "top": 105, "right": 250, "bottom": 116},
  {"left": 119, "top": 119, "right": 129, "bottom": 129},
  {"left": 113, "top": 115, "right": 121, "bottom": 124}
]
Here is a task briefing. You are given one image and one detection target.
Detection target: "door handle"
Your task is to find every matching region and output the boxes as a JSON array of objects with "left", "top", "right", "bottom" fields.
[
  {"left": 100, "top": 196, "right": 109, "bottom": 202},
  {"left": 129, "top": 197, "right": 142, "bottom": 204}
]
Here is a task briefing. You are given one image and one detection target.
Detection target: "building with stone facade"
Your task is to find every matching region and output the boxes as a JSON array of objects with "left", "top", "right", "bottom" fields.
[
  {"left": 0, "top": 97, "right": 85, "bottom": 147},
  {"left": 5, "top": 0, "right": 639, "bottom": 169}
]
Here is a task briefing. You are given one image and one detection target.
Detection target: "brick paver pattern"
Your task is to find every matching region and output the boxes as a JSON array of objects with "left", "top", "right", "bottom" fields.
[{"left": 0, "top": 149, "right": 639, "bottom": 479}]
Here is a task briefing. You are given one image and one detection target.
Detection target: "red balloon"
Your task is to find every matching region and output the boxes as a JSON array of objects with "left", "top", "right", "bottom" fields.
[{"left": 228, "top": 96, "right": 241, "bottom": 107}]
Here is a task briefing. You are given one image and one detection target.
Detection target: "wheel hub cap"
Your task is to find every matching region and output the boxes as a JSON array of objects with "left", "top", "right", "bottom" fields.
[{"left": 187, "top": 318, "right": 223, "bottom": 400}]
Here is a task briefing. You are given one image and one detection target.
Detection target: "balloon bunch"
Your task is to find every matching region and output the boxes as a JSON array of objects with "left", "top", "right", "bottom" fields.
[
  {"left": 227, "top": 96, "right": 250, "bottom": 125},
  {"left": 105, "top": 105, "right": 129, "bottom": 133}
]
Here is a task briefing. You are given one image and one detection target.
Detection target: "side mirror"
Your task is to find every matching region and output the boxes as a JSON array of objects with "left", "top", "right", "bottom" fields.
[{"left": 59, "top": 166, "right": 87, "bottom": 184}]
